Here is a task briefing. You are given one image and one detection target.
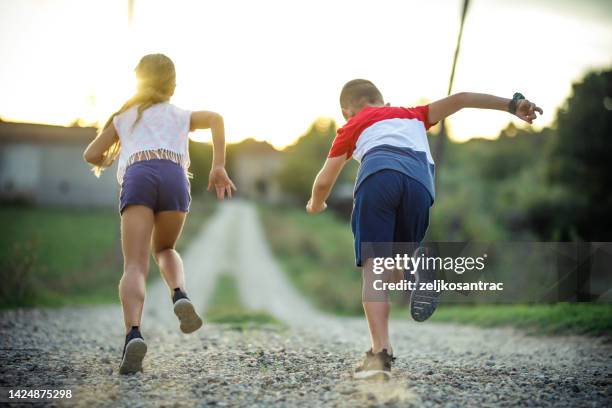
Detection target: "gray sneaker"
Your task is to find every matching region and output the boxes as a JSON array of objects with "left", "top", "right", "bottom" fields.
[
  {"left": 172, "top": 288, "right": 203, "bottom": 334},
  {"left": 409, "top": 246, "right": 441, "bottom": 322},
  {"left": 119, "top": 327, "right": 147, "bottom": 375},
  {"left": 353, "top": 349, "right": 395, "bottom": 380}
]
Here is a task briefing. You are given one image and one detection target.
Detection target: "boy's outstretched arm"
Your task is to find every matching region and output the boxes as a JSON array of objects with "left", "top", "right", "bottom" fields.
[
  {"left": 191, "top": 110, "right": 237, "bottom": 200},
  {"left": 306, "top": 156, "right": 347, "bottom": 214},
  {"left": 427, "top": 92, "right": 543, "bottom": 125}
]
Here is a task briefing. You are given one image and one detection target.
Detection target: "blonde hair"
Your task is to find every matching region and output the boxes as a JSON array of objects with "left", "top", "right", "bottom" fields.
[{"left": 92, "top": 53, "right": 176, "bottom": 177}]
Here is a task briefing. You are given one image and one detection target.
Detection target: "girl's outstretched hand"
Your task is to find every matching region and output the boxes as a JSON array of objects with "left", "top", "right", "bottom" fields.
[
  {"left": 515, "top": 99, "right": 543, "bottom": 124},
  {"left": 306, "top": 198, "right": 327, "bottom": 214},
  {"left": 208, "top": 166, "right": 237, "bottom": 200}
]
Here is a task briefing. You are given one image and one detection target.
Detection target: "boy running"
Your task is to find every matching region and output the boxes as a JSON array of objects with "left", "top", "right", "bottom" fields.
[{"left": 306, "top": 79, "right": 542, "bottom": 379}]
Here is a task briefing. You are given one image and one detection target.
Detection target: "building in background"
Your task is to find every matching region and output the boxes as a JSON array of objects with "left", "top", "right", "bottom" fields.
[
  {"left": 0, "top": 121, "right": 118, "bottom": 207},
  {"left": 229, "top": 139, "right": 284, "bottom": 203}
]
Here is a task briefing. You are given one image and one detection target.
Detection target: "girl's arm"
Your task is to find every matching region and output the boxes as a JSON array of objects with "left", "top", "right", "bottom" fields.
[
  {"left": 427, "top": 92, "right": 543, "bottom": 125},
  {"left": 83, "top": 125, "right": 119, "bottom": 165},
  {"left": 190, "top": 111, "right": 236, "bottom": 200},
  {"left": 306, "top": 156, "right": 347, "bottom": 214}
]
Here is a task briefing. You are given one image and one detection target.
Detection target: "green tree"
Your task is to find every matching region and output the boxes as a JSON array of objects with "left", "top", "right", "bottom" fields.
[
  {"left": 188, "top": 140, "right": 213, "bottom": 196},
  {"left": 537, "top": 69, "right": 612, "bottom": 240},
  {"left": 277, "top": 118, "right": 357, "bottom": 202}
]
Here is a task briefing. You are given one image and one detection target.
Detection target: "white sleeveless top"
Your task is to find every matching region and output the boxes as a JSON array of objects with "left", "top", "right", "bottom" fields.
[{"left": 113, "top": 102, "right": 191, "bottom": 184}]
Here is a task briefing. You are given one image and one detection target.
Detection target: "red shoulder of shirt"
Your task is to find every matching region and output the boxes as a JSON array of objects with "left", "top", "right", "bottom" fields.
[{"left": 328, "top": 105, "right": 436, "bottom": 159}]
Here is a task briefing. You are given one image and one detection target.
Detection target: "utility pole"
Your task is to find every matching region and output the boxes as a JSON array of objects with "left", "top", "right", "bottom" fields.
[
  {"left": 433, "top": 0, "right": 471, "bottom": 173},
  {"left": 128, "top": 0, "right": 134, "bottom": 26}
]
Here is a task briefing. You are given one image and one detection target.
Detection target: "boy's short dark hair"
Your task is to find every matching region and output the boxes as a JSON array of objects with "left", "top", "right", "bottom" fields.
[{"left": 340, "top": 79, "right": 384, "bottom": 109}]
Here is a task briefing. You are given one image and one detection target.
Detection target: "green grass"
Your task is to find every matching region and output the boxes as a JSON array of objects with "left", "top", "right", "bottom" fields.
[
  {"left": 0, "top": 205, "right": 121, "bottom": 308},
  {"left": 426, "top": 303, "right": 612, "bottom": 337},
  {"left": 0, "top": 198, "right": 215, "bottom": 309},
  {"left": 260, "top": 204, "right": 612, "bottom": 337},
  {"left": 206, "top": 273, "right": 282, "bottom": 329},
  {"left": 259, "top": 205, "right": 362, "bottom": 315}
]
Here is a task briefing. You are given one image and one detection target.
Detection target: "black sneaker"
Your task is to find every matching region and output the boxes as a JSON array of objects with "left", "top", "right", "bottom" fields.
[
  {"left": 409, "top": 246, "right": 441, "bottom": 322},
  {"left": 353, "top": 349, "right": 395, "bottom": 380},
  {"left": 119, "top": 326, "right": 147, "bottom": 375},
  {"left": 172, "top": 288, "right": 203, "bottom": 334}
]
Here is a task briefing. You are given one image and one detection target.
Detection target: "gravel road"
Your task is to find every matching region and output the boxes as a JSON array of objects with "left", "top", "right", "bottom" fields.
[{"left": 1, "top": 201, "right": 611, "bottom": 407}]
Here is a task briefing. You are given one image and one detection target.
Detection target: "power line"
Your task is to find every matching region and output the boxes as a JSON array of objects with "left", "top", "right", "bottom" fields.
[{"left": 433, "top": 0, "right": 471, "bottom": 168}]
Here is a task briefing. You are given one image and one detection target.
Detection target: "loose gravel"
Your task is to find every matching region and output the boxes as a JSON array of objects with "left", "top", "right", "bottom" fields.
[
  {"left": 1, "top": 306, "right": 611, "bottom": 407},
  {"left": 2, "top": 202, "right": 611, "bottom": 407}
]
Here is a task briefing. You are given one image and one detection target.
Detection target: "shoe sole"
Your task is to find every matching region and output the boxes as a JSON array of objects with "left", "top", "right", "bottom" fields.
[
  {"left": 353, "top": 370, "right": 391, "bottom": 381},
  {"left": 173, "top": 298, "right": 203, "bottom": 334},
  {"left": 119, "top": 338, "right": 147, "bottom": 375},
  {"left": 410, "top": 247, "right": 441, "bottom": 322}
]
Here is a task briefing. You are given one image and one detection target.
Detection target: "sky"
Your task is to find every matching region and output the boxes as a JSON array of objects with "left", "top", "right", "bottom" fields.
[{"left": 0, "top": 0, "right": 611, "bottom": 148}]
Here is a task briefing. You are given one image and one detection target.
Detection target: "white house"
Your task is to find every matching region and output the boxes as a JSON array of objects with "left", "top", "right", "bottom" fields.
[
  {"left": 230, "top": 139, "right": 284, "bottom": 203},
  {"left": 0, "top": 121, "right": 118, "bottom": 208}
]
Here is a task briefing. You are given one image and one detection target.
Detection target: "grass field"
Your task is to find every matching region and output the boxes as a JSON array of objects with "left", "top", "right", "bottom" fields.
[
  {"left": 260, "top": 204, "right": 612, "bottom": 337},
  {"left": 427, "top": 303, "right": 612, "bottom": 336},
  {"left": 260, "top": 205, "right": 362, "bottom": 315},
  {"left": 0, "top": 199, "right": 215, "bottom": 308}
]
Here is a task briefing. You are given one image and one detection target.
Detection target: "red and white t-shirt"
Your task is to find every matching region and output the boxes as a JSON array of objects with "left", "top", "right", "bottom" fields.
[{"left": 328, "top": 105, "right": 436, "bottom": 163}]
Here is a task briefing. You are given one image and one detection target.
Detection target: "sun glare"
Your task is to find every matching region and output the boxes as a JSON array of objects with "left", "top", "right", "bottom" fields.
[{"left": 0, "top": 0, "right": 611, "bottom": 148}]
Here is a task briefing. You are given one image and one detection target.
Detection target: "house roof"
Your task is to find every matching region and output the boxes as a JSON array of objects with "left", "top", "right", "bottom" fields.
[{"left": 0, "top": 121, "right": 97, "bottom": 144}]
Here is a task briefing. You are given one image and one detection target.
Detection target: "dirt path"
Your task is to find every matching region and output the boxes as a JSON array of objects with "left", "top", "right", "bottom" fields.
[{"left": 1, "top": 201, "right": 611, "bottom": 407}]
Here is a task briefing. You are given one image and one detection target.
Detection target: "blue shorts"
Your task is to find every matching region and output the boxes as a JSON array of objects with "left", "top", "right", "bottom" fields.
[
  {"left": 351, "top": 170, "right": 431, "bottom": 267},
  {"left": 119, "top": 159, "right": 191, "bottom": 215}
]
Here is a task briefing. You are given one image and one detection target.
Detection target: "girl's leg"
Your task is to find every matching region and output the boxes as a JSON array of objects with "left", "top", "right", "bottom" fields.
[
  {"left": 120, "top": 205, "right": 155, "bottom": 333},
  {"left": 152, "top": 210, "right": 202, "bottom": 333},
  {"left": 151, "top": 211, "right": 187, "bottom": 292}
]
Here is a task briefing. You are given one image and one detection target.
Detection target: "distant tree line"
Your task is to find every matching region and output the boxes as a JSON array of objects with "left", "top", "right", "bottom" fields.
[{"left": 187, "top": 69, "right": 611, "bottom": 242}]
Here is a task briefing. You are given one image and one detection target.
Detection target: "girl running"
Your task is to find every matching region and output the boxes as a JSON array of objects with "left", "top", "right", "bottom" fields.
[{"left": 83, "top": 53, "right": 236, "bottom": 375}]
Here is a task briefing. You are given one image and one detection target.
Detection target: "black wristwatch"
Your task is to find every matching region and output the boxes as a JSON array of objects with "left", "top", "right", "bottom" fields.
[{"left": 508, "top": 92, "right": 525, "bottom": 114}]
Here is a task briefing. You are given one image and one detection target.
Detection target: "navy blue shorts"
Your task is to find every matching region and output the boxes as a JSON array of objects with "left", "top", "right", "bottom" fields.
[
  {"left": 351, "top": 170, "right": 431, "bottom": 267},
  {"left": 119, "top": 159, "right": 191, "bottom": 215}
]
